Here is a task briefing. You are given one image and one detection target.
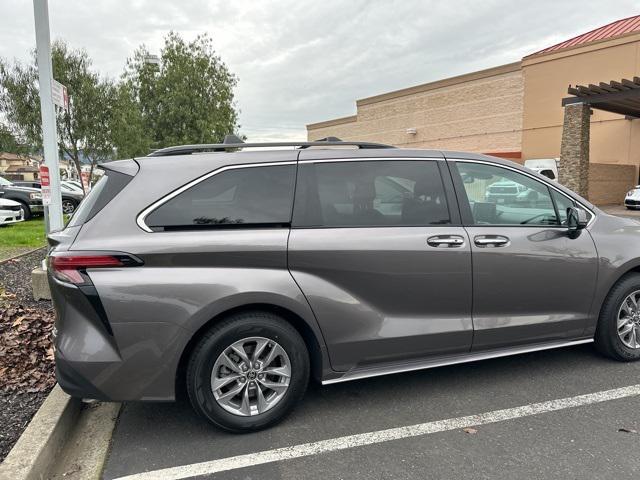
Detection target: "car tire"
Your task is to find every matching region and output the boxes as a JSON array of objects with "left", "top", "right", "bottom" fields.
[
  {"left": 62, "top": 199, "right": 78, "bottom": 215},
  {"left": 595, "top": 273, "right": 640, "bottom": 361},
  {"left": 17, "top": 201, "right": 31, "bottom": 220},
  {"left": 186, "top": 311, "right": 309, "bottom": 432}
]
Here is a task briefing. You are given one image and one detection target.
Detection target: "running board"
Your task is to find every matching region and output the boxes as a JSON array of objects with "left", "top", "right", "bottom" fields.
[{"left": 321, "top": 338, "right": 594, "bottom": 385}]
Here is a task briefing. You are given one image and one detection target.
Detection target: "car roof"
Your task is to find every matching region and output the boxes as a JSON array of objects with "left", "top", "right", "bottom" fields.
[{"left": 132, "top": 145, "right": 594, "bottom": 211}]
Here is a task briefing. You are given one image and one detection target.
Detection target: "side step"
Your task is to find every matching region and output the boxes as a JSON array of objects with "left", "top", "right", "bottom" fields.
[{"left": 322, "top": 338, "right": 594, "bottom": 385}]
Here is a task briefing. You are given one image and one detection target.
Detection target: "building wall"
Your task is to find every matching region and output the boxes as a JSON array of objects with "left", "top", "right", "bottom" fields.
[
  {"left": 521, "top": 32, "right": 640, "bottom": 166},
  {"left": 589, "top": 163, "right": 638, "bottom": 205},
  {"left": 308, "top": 63, "right": 524, "bottom": 158}
]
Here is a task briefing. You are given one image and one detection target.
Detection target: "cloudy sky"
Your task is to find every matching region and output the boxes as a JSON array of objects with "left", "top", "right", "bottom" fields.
[{"left": 1, "top": 0, "right": 639, "bottom": 141}]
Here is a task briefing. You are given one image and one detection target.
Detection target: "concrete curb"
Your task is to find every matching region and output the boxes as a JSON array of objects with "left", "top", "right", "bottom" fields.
[
  {"left": 0, "top": 386, "right": 82, "bottom": 480},
  {"left": 0, "top": 246, "right": 47, "bottom": 266}
]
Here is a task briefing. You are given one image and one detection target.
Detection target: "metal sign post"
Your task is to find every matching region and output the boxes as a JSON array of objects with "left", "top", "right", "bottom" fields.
[{"left": 33, "top": 0, "right": 63, "bottom": 233}]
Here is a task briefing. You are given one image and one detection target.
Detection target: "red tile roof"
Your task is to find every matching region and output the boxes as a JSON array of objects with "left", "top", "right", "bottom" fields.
[{"left": 530, "top": 15, "right": 640, "bottom": 56}]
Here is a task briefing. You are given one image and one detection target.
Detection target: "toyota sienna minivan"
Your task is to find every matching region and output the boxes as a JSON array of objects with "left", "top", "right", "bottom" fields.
[{"left": 48, "top": 137, "right": 640, "bottom": 432}]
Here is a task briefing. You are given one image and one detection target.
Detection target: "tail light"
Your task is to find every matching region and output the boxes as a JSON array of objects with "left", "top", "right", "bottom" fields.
[{"left": 49, "top": 253, "right": 143, "bottom": 285}]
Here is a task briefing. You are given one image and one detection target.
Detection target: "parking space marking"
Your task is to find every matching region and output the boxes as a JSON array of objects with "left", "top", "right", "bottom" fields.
[{"left": 113, "top": 383, "right": 640, "bottom": 480}]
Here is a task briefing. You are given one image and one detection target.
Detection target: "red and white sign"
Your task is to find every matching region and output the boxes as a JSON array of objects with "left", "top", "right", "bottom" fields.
[
  {"left": 52, "top": 80, "right": 69, "bottom": 111},
  {"left": 39, "top": 165, "right": 51, "bottom": 206}
]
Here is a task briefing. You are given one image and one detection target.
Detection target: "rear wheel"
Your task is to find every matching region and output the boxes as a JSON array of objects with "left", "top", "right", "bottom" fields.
[
  {"left": 595, "top": 273, "right": 640, "bottom": 361},
  {"left": 186, "top": 311, "right": 309, "bottom": 432}
]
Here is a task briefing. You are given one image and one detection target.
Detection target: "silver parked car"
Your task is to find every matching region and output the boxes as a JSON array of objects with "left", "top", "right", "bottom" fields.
[{"left": 48, "top": 138, "right": 640, "bottom": 432}]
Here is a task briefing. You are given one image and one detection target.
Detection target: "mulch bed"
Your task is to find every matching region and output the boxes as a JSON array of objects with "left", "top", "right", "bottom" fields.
[{"left": 0, "top": 248, "right": 55, "bottom": 462}]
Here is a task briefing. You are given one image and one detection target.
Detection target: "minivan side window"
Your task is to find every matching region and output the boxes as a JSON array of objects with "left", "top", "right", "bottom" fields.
[
  {"left": 145, "top": 164, "right": 296, "bottom": 230},
  {"left": 455, "top": 162, "right": 562, "bottom": 226},
  {"left": 293, "top": 160, "right": 450, "bottom": 227}
]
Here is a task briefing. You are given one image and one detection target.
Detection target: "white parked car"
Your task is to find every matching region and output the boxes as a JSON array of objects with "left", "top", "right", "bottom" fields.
[
  {"left": 625, "top": 185, "right": 640, "bottom": 210},
  {"left": 0, "top": 198, "right": 25, "bottom": 226}
]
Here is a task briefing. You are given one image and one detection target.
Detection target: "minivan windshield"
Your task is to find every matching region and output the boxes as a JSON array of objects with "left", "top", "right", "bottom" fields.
[{"left": 0, "top": 176, "right": 13, "bottom": 186}]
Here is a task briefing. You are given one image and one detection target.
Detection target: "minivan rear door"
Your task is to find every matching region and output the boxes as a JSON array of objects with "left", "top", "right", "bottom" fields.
[{"left": 288, "top": 152, "right": 472, "bottom": 372}]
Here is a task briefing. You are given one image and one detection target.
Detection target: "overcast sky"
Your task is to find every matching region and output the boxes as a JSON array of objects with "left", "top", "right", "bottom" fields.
[{"left": 1, "top": 0, "right": 639, "bottom": 141}]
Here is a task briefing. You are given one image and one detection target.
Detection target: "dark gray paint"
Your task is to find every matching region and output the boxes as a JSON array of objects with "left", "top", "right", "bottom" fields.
[{"left": 47, "top": 147, "right": 640, "bottom": 402}]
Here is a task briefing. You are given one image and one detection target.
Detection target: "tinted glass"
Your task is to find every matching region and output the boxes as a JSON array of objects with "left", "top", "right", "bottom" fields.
[
  {"left": 146, "top": 164, "right": 295, "bottom": 229},
  {"left": 550, "top": 189, "right": 575, "bottom": 225},
  {"left": 67, "top": 170, "right": 134, "bottom": 227},
  {"left": 293, "top": 160, "right": 450, "bottom": 227},
  {"left": 455, "top": 162, "right": 560, "bottom": 226}
]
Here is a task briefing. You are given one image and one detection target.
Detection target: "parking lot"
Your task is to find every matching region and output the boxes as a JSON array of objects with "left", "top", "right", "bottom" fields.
[{"left": 102, "top": 343, "right": 640, "bottom": 480}]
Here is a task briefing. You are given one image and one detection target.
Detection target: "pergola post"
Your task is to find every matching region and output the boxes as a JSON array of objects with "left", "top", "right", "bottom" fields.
[{"left": 559, "top": 102, "right": 590, "bottom": 198}]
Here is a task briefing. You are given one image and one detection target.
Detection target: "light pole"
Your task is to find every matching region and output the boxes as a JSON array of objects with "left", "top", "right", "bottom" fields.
[{"left": 33, "top": 0, "right": 63, "bottom": 232}]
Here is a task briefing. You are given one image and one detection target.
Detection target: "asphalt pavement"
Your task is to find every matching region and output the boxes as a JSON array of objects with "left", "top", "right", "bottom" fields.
[{"left": 102, "top": 343, "right": 640, "bottom": 480}]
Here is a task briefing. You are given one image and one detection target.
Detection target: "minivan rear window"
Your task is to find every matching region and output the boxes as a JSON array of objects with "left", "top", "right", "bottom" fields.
[
  {"left": 67, "top": 170, "right": 133, "bottom": 227},
  {"left": 145, "top": 164, "right": 296, "bottom": 230}
]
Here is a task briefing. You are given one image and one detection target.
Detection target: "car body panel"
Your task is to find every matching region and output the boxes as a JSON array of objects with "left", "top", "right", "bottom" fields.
[
  {"left": 288, "top": 226, "right": 473, "bottom": 371},
  {"left": 465, "top": 225, "right": 598, "bottom": 349}
]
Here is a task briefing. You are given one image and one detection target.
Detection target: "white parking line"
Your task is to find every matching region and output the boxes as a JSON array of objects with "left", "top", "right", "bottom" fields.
[{"left": 114, "top": 384, "right": 640, "bottom": 480}]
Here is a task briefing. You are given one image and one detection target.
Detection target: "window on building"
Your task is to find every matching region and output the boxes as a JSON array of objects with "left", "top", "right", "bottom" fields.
[
  {"left": 145, "top": 164, "right": 296, "bottom": 230},
  {"left": 293, "top": 160, "right": 450, "bottom": 227}
]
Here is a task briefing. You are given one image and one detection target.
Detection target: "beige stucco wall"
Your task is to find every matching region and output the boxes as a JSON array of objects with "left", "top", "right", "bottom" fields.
[
  {"left": 522, "top": 32, "right": 640, "bottom": 166},
  {"left": 308, "top": 63, "right": 524, "bottom": 157}
]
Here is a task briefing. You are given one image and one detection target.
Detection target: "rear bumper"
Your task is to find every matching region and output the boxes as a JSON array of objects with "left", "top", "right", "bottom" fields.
[
  {"left": 48, "top": 272, "right": 188, "bottom": 401},
  {"left": 55, "top": 350, "right": 111, "bottom": 400}
]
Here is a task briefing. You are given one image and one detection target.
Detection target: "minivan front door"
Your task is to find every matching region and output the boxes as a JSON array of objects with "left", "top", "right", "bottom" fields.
[
  {"left": 450, "top": 160, "right": 598, "bottom": 350},
  {"left": 288, "top": 158, "right": 472, "bottom": 372}
]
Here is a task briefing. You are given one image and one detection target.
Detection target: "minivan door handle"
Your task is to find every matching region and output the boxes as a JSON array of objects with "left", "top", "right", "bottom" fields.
[
  {"left": 427, "top": 235, "right": 466, "bottom": 248},
  {"left": 474, "top": 235, "right": 510, "bottom": 247}
]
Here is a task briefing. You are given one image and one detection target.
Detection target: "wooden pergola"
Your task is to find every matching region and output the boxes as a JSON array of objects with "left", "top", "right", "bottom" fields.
[
  {"left": 562, "top": 77, "right": 640, "bottom": 119},
  {"left": 558, "top": 77, "right": 640, "bottom": 199}
]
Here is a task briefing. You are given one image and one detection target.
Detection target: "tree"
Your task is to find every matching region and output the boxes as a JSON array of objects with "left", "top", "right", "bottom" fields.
[
  {"left": 124, "top": 32, "right": 239, "bottom": 148},
  {"left": 0, "top": 41, "right": 148, "bottom": 187},
  {"left": 0, "top": 123, "right": 27, "bottom": 154}
]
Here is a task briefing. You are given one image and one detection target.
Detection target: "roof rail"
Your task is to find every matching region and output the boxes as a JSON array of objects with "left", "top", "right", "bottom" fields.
[{"left": 147, "top": 136, "right": 395, "bottom": 157}]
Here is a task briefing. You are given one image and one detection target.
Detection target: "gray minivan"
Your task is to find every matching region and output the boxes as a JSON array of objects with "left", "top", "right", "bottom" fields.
[{"left": 48, "top": 138, "right": 640, "bottom": 432}]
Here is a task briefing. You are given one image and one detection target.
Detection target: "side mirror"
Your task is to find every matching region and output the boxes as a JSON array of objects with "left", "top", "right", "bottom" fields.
[{"left": 567, "top": 206, "right": 588, "bottom": 236}]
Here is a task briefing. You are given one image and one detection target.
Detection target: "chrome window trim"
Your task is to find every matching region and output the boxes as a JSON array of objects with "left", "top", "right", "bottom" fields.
[
  {"left": 451, "top": 158, "right": 596, "bottom": 228},
  {"left": 298, "top": 156, "right": 444, "bottom": 163},
  {"left": 136, "top": 161, "right": 297, "bottom": 232}
]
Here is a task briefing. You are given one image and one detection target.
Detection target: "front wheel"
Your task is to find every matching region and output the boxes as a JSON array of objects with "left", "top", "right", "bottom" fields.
[
  {"left": 17, "top": 201, "right": 31, "bottom": 220},
  {"left": 595, "top": 273, "right": 640, "bottom": 361},
  {"left": 186, "top": 311, "right": 309, "bottom": 432}
]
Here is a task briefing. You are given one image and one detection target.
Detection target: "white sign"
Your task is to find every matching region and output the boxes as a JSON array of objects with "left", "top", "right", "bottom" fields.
[
  {"left": 39, "top": 165, "right": 51, "bottom": 206},
  {"left": 51, "top": 80, "right": 69, "bottom": 111}
]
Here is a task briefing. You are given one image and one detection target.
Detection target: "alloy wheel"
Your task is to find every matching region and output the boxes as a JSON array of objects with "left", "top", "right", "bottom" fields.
[
  {"left": 617, "top": 290, "right": 640, "bottom": 349},
  {"left": 62, "top": 200, "right": 76, "bottom": 214},
  {"left": 211, "top": 336, "right": 291, "bottom": 416}
]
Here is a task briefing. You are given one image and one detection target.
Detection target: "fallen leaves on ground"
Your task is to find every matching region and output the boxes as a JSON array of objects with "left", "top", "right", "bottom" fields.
[{"left": 0, "top": 292, "right": 56, "bottom": 393}]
